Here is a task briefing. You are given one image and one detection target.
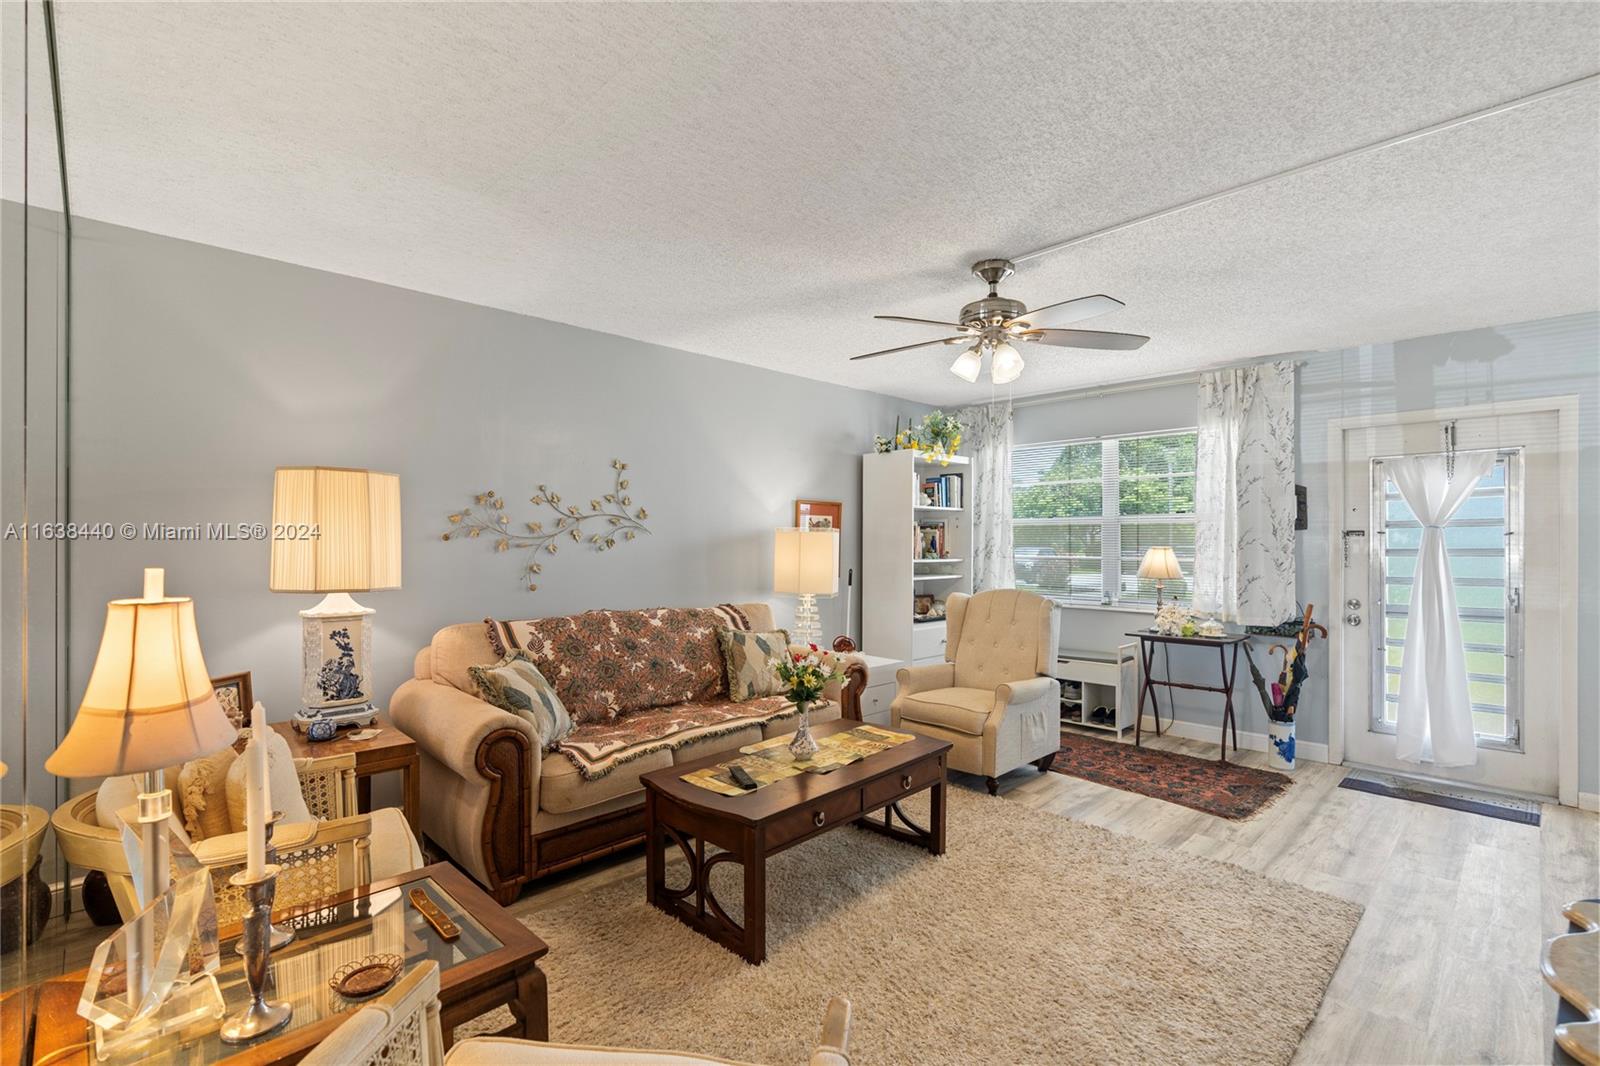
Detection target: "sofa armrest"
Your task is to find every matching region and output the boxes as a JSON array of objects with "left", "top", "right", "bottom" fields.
[
  {"left": 895, "top": 662, "right": 955, "bottom": 696},
  {"left": 996, "top": 676, "right": 1058, "bottom": 709},
  {"left": 391, "top": 678, "right": 538, "bottom": 904}
]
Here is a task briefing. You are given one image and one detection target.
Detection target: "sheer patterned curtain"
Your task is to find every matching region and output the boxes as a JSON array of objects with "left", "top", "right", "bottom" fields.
[
  {"left": 1391, "top": 451, "right": 1495, "bottom": 767},
  {"left": 1193, "top": 360, "right": 1297, "bottom": 624},
  {"left": 958, "top": 402, "right": 1015, "bottom": 592}
]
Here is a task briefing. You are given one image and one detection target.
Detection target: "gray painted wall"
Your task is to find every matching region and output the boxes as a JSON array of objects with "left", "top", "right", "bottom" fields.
[
  {"left": 1015, "top": 313, "right": 1599, "bottom": 795},
  {"left": 63, "top": 218, "right": 926, "bottom": 749}
]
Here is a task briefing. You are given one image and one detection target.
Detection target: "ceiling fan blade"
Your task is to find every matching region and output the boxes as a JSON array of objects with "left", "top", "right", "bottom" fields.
[
  {"left": 874, "top": 315, "right": 973, "bottom": 330},
  {"left": 1021, "top": 328, "right": 1150, "bottom": 351},
  {"left": 1005, "top": 294, "right": 1124, "bottom": 329},
  {"left": 848, "top": 336, "right": 971, "bottom": 361}
]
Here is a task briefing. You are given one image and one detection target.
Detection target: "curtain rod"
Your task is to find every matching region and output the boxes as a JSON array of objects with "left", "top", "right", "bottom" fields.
[{"left": 1011, "top": 356, "right": 1308, "bottom": 408}]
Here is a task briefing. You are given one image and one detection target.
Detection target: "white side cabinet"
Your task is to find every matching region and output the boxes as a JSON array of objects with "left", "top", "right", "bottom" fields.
[{"left": 852, "top": 652, "right": 903, "bottom": 727}]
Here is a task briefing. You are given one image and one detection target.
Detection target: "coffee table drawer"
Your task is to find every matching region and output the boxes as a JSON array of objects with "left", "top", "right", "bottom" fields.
[
  {"left": 768, "top": 789, "right": 862, "bottom": 848},
  {"left": 862, "top": 756, "right": 942, "bottom": 810}
]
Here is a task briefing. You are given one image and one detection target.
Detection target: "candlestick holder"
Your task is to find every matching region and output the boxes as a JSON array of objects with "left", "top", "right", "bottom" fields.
[
  {"left": 235, "top": 812, "right": 295, "bottom": 954},
  {"left": 220, "top": 865, "right": 292, "bottom": 1044}
]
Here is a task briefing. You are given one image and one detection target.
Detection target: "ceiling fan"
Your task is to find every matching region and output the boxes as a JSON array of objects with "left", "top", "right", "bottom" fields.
[{"left": 849, "top": 258, "right": 1149, "bottom": 385}]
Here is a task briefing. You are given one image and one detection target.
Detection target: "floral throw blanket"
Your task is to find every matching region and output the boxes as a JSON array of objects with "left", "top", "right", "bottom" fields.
[
  {"left": 485, "top": 604, "right": 752, "bottom": 725},
  {"left": 556, "top": 695, "right": 830, "bottom": 781}
]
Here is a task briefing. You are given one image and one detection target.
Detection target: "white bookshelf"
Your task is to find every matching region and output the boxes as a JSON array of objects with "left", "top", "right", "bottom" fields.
[{"left": 861, "top": 450, "right": 974, "bottom": 666}]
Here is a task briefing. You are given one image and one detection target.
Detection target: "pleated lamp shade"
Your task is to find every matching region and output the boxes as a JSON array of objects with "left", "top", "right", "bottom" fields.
[
  {"left": 1136, "top": 546, "right": 1184, "bottom": 581},
  {"left": 269, "top": 467, "right": 402, "bottom": 593},
  {"left": 46, "top": 569, "right": 236, "bottom": 778},
  {"left": 773, "top": 529, "right": 839, "bottom": 596}
]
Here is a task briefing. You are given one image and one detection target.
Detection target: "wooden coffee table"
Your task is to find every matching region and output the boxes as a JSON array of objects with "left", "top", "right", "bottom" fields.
[{"left": 641, "top": 719, "right": 951, "bottom": 965}]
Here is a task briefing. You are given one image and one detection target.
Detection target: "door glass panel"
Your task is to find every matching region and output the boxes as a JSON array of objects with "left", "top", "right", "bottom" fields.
[{"left": 1372, "top": 452, "right": 1521, "bottom": 747}]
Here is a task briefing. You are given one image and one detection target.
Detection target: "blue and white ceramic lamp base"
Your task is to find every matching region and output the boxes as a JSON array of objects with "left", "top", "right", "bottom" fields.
[{"left": 294, "top": 593, "right": 380, "bottom": 735}]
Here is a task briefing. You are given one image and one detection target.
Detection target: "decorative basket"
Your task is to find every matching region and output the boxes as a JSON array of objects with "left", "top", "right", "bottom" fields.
[{"left": 329, "top": 953, "right": 404, "bottom": 1001}]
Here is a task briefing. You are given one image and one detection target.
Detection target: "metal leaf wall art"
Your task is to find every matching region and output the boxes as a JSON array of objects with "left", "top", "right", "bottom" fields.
[{"left": 443, "top": 459, "right": 650, "bottom": 592}]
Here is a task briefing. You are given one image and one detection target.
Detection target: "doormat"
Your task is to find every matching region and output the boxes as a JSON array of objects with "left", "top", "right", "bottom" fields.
[
  {"left": 1050, "top": 732, "right": 1291, "bottom": 820},
  {"left": 1337, "top": 769, "right": 1541, "bottom": 826}
]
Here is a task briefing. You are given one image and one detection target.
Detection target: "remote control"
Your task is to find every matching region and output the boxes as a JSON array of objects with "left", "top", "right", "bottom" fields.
[
  {"left": 728, "top": 765, "right": 759, "bottom": 791},
  {"left": 409, "top": 888, "right": 461, "bottom": 941}
]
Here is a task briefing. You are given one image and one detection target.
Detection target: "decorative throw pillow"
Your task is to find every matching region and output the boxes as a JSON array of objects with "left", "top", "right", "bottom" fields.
[
  {"left": 469, "top": 652, "right": 574, "bottom": 750},
  {"left": 225, "top": 720, "right": 315, "bottom": 831},
  {"left": 178, "top": 746, "right": 239, "bottom": 840},
  {"left": 717, "top": 628, "right": 793, "bottom": 702}
]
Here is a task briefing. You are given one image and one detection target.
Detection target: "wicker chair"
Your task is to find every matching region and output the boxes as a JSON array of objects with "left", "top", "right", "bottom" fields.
[
  {"left": 52, "top": 752, "right": 375, "bottom": 925},
  {"left": 305, "top": 960, "right": 855, "bottom": 1066}
]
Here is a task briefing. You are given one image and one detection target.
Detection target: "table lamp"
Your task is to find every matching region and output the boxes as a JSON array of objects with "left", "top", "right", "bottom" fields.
[
  {"left": 1137, "top": 546, "right": 1184, "bottom": 608},
  {"left": 46, "top": 568, "right": 236, "bottom": 906},
  {"left": 774, "top": 527, "right": 839, "bottom": 647},
  {"left": 270, "top": 467, "right": 401, "bottom": 733}
]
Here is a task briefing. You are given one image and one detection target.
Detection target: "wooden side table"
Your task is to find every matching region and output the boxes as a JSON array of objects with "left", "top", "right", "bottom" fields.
[
  {"left": 1126, "top": 631, "right": 1248, "bottom": 762},
  {"left": 272, "top": 712, "right": 420, "bottom": 837}
]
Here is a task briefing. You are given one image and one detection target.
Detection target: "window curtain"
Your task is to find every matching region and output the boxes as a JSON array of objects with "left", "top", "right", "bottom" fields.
[
  {"left": 1193, "top": 360, "right": 1297, "bottom": 625},
  {"left": 958, "top": 401, "right": 1015, "bottom": 592},
  {"left": 1390, "top": 451, "right": 1494, "bottom": 767}
]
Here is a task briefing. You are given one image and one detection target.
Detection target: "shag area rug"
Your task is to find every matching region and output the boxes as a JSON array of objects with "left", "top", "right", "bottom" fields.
[
  {"left": 462, "top": 789, "right": 1360, "bottom": 1066},
  {"left": 1052, "top": 732, "right": 1292, "bottom": 819}
]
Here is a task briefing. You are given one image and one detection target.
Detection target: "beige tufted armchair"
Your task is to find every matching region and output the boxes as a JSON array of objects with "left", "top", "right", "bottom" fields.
[{"left": 891, "top": 589, "right": 1060, "bottom": 795}]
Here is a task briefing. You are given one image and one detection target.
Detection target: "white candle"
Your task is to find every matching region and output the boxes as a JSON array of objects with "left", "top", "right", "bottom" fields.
[{"left": 245, "top": 702, "right": 269, "bottom": 879}]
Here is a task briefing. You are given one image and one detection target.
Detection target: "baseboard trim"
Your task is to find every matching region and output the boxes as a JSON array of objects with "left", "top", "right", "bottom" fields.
[
  {"left": 1580, "top": 791, "right": 1599, "bottom": 813},
  {"left": 1138, "top": 715, "right": 1329, "bottom": 764}
]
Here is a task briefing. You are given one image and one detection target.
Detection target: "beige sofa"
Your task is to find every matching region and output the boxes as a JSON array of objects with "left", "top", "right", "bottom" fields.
[
  {"left": 891, "top": 589, "right": 1060, "bottom": 795},
  {"left": 392, "top": 603, "right": 865, "bottom": 904}
]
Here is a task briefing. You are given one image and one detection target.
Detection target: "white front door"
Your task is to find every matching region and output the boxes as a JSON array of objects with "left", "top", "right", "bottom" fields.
[{"left": 1339, "top": 409, "right": 1561, "bottom": 797}]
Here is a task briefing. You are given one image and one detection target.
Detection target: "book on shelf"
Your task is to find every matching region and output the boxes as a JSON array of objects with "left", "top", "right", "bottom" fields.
[
  {"left": 918, "top": 472, "right": 963, "bottom": 509},
  {"left": 915, "top": 520, "right": 947, "bottom": 559}
]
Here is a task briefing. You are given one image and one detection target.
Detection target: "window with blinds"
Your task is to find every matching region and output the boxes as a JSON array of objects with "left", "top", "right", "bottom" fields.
[{"left": 1012, "top": 430, "right": 1197, "bottom": 607}]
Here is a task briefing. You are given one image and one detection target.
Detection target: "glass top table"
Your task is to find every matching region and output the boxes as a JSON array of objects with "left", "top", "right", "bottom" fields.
[{"left": 28, "top": 863, "right": 549, "bottom": 1066}]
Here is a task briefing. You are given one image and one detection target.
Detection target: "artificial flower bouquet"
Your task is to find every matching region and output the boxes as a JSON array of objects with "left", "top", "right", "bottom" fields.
[{"left": 773, "top": 644, "right": 848, "bottom": 705}]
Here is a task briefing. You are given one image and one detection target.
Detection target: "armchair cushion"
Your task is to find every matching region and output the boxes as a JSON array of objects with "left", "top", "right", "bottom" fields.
[
  {"left": 368, "top": 807, "right": 423, "bottom": 880},
  {"left": 224, "top": 727, "right": 313, "bottom": 830},
  {"left": 997, "top": 676, "right": 1059, "bottom": 708},
  {"left": 894, "top": 687, "right": 995, "bottom": 736}
]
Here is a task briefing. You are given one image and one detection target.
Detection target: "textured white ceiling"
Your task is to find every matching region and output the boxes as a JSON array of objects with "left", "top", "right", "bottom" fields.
[{"left": 40, "top": 1, "right": 1600, "bottom": 404}]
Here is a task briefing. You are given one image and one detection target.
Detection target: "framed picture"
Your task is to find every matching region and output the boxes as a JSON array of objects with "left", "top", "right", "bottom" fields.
[
  {"left": 211, "top": 670, "right": 253, "bottom": 730},
  {"left": 794, "top": 499, "right": 843, "bottom": 534}
]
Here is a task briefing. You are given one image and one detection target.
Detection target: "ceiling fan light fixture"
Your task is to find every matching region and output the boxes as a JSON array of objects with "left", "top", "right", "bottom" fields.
[
  {"left": 949, "top": 344, "right": 983, "bottom": 383},
  {"left": 990, "top": 341, "right": 1023, "bottom": 385}
]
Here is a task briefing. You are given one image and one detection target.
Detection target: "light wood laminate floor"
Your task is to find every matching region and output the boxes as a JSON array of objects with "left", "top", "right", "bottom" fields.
[{"left": 9, "top": 731, "right": 1596, "bottom": 1064}]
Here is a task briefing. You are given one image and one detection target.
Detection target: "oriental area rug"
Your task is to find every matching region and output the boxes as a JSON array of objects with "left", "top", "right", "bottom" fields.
[
  {"left": 463, "top": 788, "right": 1360, "bottom": 1066},
  {"left": 1051, "top": 731, "right": 1292, "bottom": 819}
]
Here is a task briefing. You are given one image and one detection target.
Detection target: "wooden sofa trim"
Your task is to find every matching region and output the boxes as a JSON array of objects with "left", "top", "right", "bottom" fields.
[
  {"left": 468, "top": 660, "right": 867, "bottom": 904},
  {"left": 475, "top": 726, "right": 534, "bottom": 905}
]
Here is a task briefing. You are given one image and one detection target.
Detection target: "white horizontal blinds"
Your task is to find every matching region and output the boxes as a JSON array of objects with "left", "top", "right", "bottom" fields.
[
  {"left": 1013, "top": 440, "right": 1104, "bottom": 603},
  {"left": 1012, "top": 429, "right": 1198, "bottom": 607},
  {"left": 1379, "top": 455, "right": 1512, "bottom": 741},
  {"left": 1117, "top": 433, "right": 1197, "bottom": 605}
]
